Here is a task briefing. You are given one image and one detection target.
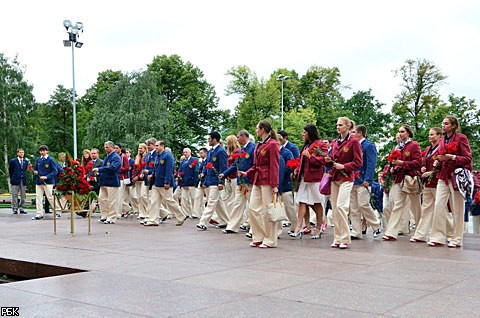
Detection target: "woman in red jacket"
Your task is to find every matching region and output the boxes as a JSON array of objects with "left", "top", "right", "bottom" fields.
[
  {"left": 429, "top": 115, "right": 472, "bottom": 247},
  {"left": 382, "top": 124, "right": 422, "bottom": 241},
  {"left": 240, "top": 120, "right": 280, "bottom": 248},
  {"left": 325, "top": 117, "right": 363, "bottom": 249},
  {"left": 290, "top": 123, "right": 328, "bottom": 239},
  {"left": 410, "top": 127, "right": 441, "bottom": 243}
]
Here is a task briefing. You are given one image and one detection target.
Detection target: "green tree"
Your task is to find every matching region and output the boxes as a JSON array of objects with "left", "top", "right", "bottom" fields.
[
  {"left": 344, "top": 89, "right": 391, "bottom": 142},
  {"left": 392, "top": 58, "right": 446, "bottom": 131},
  {"left": 0, "top": 53, "right": 35, "bottom": 192},
  {"left": 146, "top": 55, "right": 229, "bottom": 154},
  {"left": 299, "top": 66, "right": 345, "bottom": 138},
  {"left": 78, "top": 70, "right": 125, "bottom": 149}
]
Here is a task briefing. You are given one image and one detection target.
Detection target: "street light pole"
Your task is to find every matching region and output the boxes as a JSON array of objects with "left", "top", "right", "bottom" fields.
[
  {"left": 63, "top": 20, "right": 84, "bottom": 160},
  {"left": 276, "top": 74, "right": 290, "bottom": 131}
]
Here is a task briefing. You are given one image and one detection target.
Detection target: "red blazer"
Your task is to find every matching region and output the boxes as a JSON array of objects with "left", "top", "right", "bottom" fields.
[
  {"left": 295, "top": 140, "right": 327, "bottom": 183},
  {"left": 119, "top": 154, "right": 130, "bottom": 180},
  {"left": 436, "top": 132, "right": 472, "bottom": 183},
  {"left": 392, "top": 141, "right": 422, "bottom": 184},
  {"left": 246, "top": 138, "right": 279, "bottom": 187},
  {"left": 327, "top": 135, "right": 363, "bottom": 182},
  {"left": 423, "top": 145, "right": 439, "bottom": 188}
]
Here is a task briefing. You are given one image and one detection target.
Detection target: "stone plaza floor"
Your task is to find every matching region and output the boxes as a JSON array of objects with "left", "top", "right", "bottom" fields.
[{"left": 0, "top": 207, "right": 479, "bottom": 317}]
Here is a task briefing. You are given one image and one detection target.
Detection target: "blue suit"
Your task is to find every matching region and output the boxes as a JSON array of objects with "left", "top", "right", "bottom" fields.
[
  {"left": 98, "top": 151, "right": 121, "bottom": 187},
  {"left": 221, "top": 141, "right": 255, "bottom": 185},
  {"left": 202, "top": 145, "right": 228, "bottom": 186},
  {"left": 144, "top": 150, "right": 157, "bottom": 186},
  {"left": 34, "top": 156, "right": 59, "bottom": 185},
  {"left": 9, "top": 157, "right": 29, "bottom": 186},
  {"left": 279, "top": 147, "right": 294, "bottom": 193},
  {"left": 284, "top": 140, "right": 300, "bottom": 159},
  {"left": 179, "top": 156, "right": 199, "bottom": 187},
  {"left": 278, "top": 153, "right": 286, "bottom": 195},
  {"left": 153, "top": 151, "right": 175, "bottom": 187},
  {"left": 354, "top": 139, "right": 377, "bottom": 186}
]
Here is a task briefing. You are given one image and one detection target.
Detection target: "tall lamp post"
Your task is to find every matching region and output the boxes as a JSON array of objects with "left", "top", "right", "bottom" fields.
[
  {"left": 63, "top": 20, "right": 84, "bottom": 160},
  {"left": 276, "top": 74, "right": 290, "bottom": 131}
]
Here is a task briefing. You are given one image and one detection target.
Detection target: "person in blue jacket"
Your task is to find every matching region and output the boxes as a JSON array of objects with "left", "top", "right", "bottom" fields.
[
  {"left": 9, "top": 148, "right": 29, "bottom": 215},
  {"left": 32, "top": 145, "right": 59, "bottom": 220},
  {"left": 93, "top": 141, "right": 121, "bottom": 224},
  {"left": 219, "top": 130, "right": 255, "bottom": 233},
  {"left": 278, "top": 130, "right": 300, "bottom": 159},
  {"left": 144, "top": 140, "right": 187, "bottom": 226},
  {"left": 196, "top": 131, "right": 229, "bottom": 230},
  {"left": 350, "top": 125, "right": 381, "bottom": 239},
  {"left": 178, "top": 147, "right": 199, "bottom": 218}
]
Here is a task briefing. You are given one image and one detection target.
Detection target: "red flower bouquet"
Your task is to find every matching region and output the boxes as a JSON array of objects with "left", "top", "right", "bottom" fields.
[{"left": 56, "top": 155, "right": 96, "bottom": 200}]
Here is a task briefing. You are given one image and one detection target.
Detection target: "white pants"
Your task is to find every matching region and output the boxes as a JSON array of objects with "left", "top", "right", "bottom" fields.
[
  {"left": 99, "top": 186, "right": 120, "bottom": 222},
  {"left": 35, "top": 184, "right": 55, "bottom": 217}
]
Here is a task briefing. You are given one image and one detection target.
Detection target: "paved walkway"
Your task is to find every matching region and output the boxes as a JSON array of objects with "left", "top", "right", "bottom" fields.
[{"left": 1, "top": 207, "right": 479, "bottom": 317}]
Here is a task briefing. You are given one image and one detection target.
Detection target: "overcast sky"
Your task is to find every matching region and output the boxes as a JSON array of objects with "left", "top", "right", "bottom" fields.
[{"left": 2, "top": 0, "right": 479, "bottom": 113}]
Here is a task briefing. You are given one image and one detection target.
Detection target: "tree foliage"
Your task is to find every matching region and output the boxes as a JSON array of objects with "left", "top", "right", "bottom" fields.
[
  {"left": 392, "top": 59, "right": 447, "bottom": 131},
  {"left": 0, "top": 54, "right": 35, "bottom": 191}
]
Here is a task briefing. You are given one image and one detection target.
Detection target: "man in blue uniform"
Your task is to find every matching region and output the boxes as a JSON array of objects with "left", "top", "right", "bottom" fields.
[
  {"left": 93, "top": 141, "right": 121, "bottom": 224},
  {"left": 9, "top": 148, "right": 29, "bottom": 214},
  {"left": 32, "top": 145, "right": 59, "bottom": 220},
  {"left": 196, "top": 132, "right": 229, "bottom": 230},
  {"left": 144, "top": 140, "right": 187, "bottom": 226}
]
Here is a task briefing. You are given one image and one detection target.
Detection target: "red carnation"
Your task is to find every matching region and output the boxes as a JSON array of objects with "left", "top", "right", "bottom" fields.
[
  {"left": 286, "top": 158, "right": 300, "bottom": 170},
  {"left": 70, "top": 185, "right": 76, "bottom": 190},
  {"left": 68, "top": 171, "right": 74, "bottom": 175},
  {"left": 354, "top": 171, "right": 360, "bottom": 179},
  {"left": 240, "top": 150, "right": 247, "bottom": 158},
  {"left": 206, "top": 162, "right": 214, "bottom": 170},
  {"left": 149, "top": 162, "right": 154, "bottom": 168},
  {"left": 445, "top": 142, "right": 458, "bottom": 154},
  {"left": 231, "top": 153, "right": 240, "bottom": 160},
  {"left": 439, "top": 149, "right": 446, "bottom": 155},
  {"left": 27, "top": 165, "right": 33, "bottom": 171}
]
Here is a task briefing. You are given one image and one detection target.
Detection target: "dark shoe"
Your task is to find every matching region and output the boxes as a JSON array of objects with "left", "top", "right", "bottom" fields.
[
  {"left": 121, "top": 212, "right": 130, "bottom": 218},
  {"left": 362, "top": 229, "right": 367, "bottom": 235},
  {"left": 99, "top": 219, "right": 106, "bottom": 223},
  {"left": 19, "top": 210, "right": 27, "bottom": 214},
  {"left": 222, "top": 229, "right": 236, "bottom": 234},
  {"left": 196, "top": 224, "right": 207, "bottom": 231},
  {"left": 76, "top": 212, "right": 87, "bottom": 218},
  {"left": 13, "top": 210, "right": 18, "bottom": 214},
  {"left": 216, "top": 224, "right": 227, "bottom": 229},
  {"left": 350, "top": 236, "right": 361, "bottom": 240},
  {"left": 32, "top": 216, "right": 43, "bottom": 220},
  {"left": 245, "top": 232, "right": 252, "bottom": 239},
  {"left": 373, "top": 228, "right": 381, "bottom": 238},
  {"left": 45, "top": 210, "right": 53, "bottom": 214},
  {"left": 282, "top": 222, "right": 291, "bottom": 228},
  {"left": 160, "top": 215, "right": 169, "bottom": 223},
  {"left": 103, "top": 220, "right": 115, "bottom": 224},
  {"left": 56, "top": 213, "right": 62, "bottom": 218},
  {"left": 239, "top": 225, "right": 250, "bottom": 232}
]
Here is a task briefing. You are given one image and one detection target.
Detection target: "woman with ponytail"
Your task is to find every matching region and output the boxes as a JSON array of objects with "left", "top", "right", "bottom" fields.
[{"left": 239, "top": 120, "right": 280, "bottom": 248}]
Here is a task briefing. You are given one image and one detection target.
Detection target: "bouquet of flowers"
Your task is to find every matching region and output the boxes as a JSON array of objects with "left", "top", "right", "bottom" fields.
[
  {"left": 286, "top": 157, "right": 300, "bottom": 191},
  {"left": 469, "top": 191, "right": 480, "bottom": 215},
  {"left": 56, "top": 155, "right": 97, "bottom": 201}
]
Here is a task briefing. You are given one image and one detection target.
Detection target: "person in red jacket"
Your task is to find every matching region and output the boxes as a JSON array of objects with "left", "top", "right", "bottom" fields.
[
  {"left": 325, "top": 117, "right": 363, "bottom": 249},
  {"left": 382, "top": 124, "right": 422, "bottom": 241},
  {"left": 290, "top": 123, "right": 328, "bottom": 239},
  {"left": 240, "top": 120, "right": 280, "bottom": 248},
  {"left": 410, "top": 127, "right": 441, "bottom": 243},
  {"left": 429, "top": 115, "right": 473, "bottom": 248}
]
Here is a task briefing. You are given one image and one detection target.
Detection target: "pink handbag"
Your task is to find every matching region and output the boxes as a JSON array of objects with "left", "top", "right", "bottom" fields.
[{"left": 319, "top": 173, "right": 331, "bottom": 195}]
